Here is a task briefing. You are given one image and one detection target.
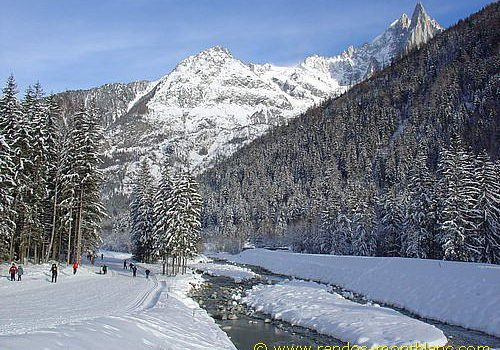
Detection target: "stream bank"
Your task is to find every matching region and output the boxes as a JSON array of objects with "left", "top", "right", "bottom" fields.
[{"left": 189, "top": 261, "right": 500, "bottom": 349}]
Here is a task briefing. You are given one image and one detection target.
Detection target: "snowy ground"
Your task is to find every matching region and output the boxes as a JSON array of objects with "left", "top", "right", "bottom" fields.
[
  {"left": 190, "top": 261, "right": 259, "bottom": 282},
  {"left": 0, "top": 252, "right": 235, "bottom": 350},
  {"left": 243, "top": 279, "right": 447, "bottom": 347},
  {"left": 216, "top": 249, "right": 500, "bottom": 337}
]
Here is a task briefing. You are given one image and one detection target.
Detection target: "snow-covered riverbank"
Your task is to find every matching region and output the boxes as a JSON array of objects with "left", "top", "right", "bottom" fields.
[
  {"left": 216, "top": 249, "right": 500, "bottom": 337},
  {"left": 243, "top": 279, "right": 447, "bottom": 346},
  {"left": 0, "top": 253, "right": 235, "bottom": 350},
  {"left": 190, "top": 261, "right": 259, "bottom": 282}
]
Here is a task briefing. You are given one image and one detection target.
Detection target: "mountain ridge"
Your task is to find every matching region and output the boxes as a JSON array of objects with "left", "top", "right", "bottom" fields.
[{"left": 53, "top": 3, "right": 444, "bottom": 245}]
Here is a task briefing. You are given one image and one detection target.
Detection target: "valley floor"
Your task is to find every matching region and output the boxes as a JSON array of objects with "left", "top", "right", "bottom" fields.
[
  {"left": 0, "top": 252, "right": 235, "bottom": 350},
  {"left": 2, "top": 250, "right": 498, "bottom": 350}
]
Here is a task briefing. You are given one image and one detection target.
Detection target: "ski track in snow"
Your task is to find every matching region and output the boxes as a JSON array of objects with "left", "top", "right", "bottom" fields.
[
  {"left": 0, "top": 253, "right": 236, "bottom": 350},
  {"left": 0, "top": 255, "right": 153, "bottom": 336}
]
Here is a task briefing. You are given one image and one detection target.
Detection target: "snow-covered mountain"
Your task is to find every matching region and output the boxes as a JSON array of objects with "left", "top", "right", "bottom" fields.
[{"left": 54, "top": 3, "right": 442, "bottom": 241}]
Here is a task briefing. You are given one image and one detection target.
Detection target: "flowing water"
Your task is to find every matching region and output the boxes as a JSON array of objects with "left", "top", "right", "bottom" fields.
[{"left": 189, "top": 261, "right": 500, "bottom": 350}]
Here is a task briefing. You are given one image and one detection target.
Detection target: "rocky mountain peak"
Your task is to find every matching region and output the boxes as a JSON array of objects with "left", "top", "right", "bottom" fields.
[
  {"left": 406, "top": 2, "right": 443, "bottom": 51},
  {"left": 411, "top": 2, "right": 429, "bottom": 24},
  {"left": 167, "top": 45, "right": 236, "bottom": 77},
  {"left": 55, "top": 4, "right": 446, "bottom": 241},
  {"left": 394, "top": 13, "right": 411, "bottom": 29}
]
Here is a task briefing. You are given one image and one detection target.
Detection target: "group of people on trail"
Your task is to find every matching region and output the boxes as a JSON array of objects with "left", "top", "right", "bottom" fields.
[
  {"left": 86, "top": 252, "right": 96, "bottom": 266},
  {"left": 123, "top": 259, "right": 150, "bottom": 279},
  {"left": 7, "top": 257, "right": 152, "bottom": 284},
  {"left": 7, "top": 255, "right": 108, "bottom": 284},
  {"left": 8, "top": 263, "right": 23, "bottom": 281}
]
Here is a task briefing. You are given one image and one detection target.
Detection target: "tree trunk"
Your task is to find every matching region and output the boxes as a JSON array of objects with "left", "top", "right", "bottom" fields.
[
  {"left": 45, "top": 183, "right": 58, "bottom": 262},
  {"left": 66, "top": 208, "right": 73, "bottom": 265},
  {"left": 75, "top": 188, "right": 84, "bottom": 264}
]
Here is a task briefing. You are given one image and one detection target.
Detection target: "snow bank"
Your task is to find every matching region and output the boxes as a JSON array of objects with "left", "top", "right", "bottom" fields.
[
  {"left": 218, "top": 249, "right": 500, "bottom": 336},
  {"left": 244, "top": 279, "right": 447, "bottom": 346},
  {"left": 190, "top": 262, "right": 259, "bottom": 282}
]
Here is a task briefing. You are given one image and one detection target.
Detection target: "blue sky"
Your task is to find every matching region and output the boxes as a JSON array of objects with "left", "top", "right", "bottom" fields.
[{"left": 0, "top": 0, "right": 493, "bottom": 94}]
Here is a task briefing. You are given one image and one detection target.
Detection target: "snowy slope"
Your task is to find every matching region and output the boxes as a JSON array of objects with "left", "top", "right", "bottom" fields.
[
  {"left": 217, "top": 249, "right": 500, "bottom": 337},
  {"left": 0, "top": 253, "right": 235, "bottom": 350},
  {"left": 244, "top": 279, "right": 447, "bottom": 346},
  {"left": 112, "top": 3, "right": 443, "bottom": 173}
]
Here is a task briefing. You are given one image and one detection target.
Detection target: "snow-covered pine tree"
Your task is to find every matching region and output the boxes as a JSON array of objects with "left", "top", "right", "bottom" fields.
[
  {"left": 164, "top": 169, "right": 202, "bottom": 273},
  {"left": 330, "top": 213, "right": 352, "bottom": 255},
  {"left": 75, "top": 106, "right": 106, "bottom": 260},
  {"left": 61, "top": 105, "right": 106, "bottom": 263},
  {"left": 58, "top": 128, "right": 79, "bottom": 264},
  {"left": 379, "top": 190, "right": 404, "bottom": 257},
  {"left": 130, "top": 158, "right": 155, "bottom": 262},
  {"left": 0, "top": 75, "right": 34, "bottom": 261},
  {"left": 319, "top": 161, "right": 342, "bottom": 254},
  {"left": 0, "top": 135, "right": 15, "bottom": 259},
  {"left": 42, "top": 95, "right": 62, "bottom": 261},
  {"left": 470, "top": 151, "right": 499, "bottom": 263},
  {"left": 22, "top": 83, "right": 47, "bottom": 262},
  {"left": 351, "top": 200, "right": 376, "bottom": 256},
  {"left": 402, "top": 149, "right": 436, "bottom": 258},
  {"left": 438, "top": 137, "right": 476, "bottom": 261},
  {"left": 153, "top": 158, "right": 175, "bottom": 266}
]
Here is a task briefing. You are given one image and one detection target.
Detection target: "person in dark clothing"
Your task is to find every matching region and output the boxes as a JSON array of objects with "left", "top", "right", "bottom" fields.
[
  {"left": 50, "top": 264, "right": 58, "bottom": 283},
  {"left": 132, "top": 266, "right": 137, "bottom": 277},
  {"left": 123, "top": 260, "right": 127, "bottom": 270},
  {"left": 17, "top": 266, "right": 24, "bottom": 281},
  {"left": 101, "top": 253, "right": 104, "bottom": 260},
  {"left": 9, "top": 263, "right": 17, "bottom": 281},
  {"left": 145, "top": 269, "right": 150, "bottom": 279},
  {"left": 129, "top": 262, "right": 134, "bottom": 270},
  {"left": 102, "top": 265, "right": 107, "bottom": 275}
]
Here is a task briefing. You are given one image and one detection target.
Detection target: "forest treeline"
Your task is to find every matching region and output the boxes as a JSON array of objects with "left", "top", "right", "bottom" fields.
[
  {"left": 0, "top": 76, "right": 105, "bottom": 263},
  {"left": 200, "top": 3, "right": 500, "bottom": 263}
]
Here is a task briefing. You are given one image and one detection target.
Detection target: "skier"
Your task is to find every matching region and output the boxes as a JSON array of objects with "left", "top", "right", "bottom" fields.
[
  {"left": 17, "top": 265, "right": 24, "bottom": 281},
  {"left": 123, "top": 259, "right": 127, "bottom": 269},
  {"left": 102, "top": 265, "right": 107, "bottom": 275},
  {"left": 50, "top": 264, "right": 58, "bottom": 283},
  {"left": 9, "top": 263, "right": 17, "bottom": 281},
  {"left": 72, "top": 261, "right": 79, "bottom": 275},
  {"left": 132, "top": 266, "right": 137, "bottom": 277},
  {"left": 101, "top": 253, "right": 104, "bottom": 260},
  {"left": 129, "top": 262, "right": 134, "bottom": 270},
  {"left": 145, "top": 269, "right": 150, "bottom": 279}
]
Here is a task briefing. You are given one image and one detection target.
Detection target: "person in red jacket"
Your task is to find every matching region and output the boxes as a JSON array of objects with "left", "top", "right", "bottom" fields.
[
  {"left": 72, "top": 261, "right": 78, "bottom": 275},
  {"left": 9, "top": 263, "right": 17, "bottom": 281}
]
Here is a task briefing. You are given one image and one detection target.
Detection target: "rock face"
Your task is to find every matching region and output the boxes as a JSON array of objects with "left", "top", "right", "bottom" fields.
[
  {"left": 54, "top": 3, "right": 442, "bottom": 245},
  {"left": 405, "top": 3, "right": 444, "bottom": 52}
]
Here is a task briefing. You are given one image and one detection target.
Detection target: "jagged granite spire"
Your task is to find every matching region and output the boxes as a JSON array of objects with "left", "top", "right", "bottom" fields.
[{"left": 405, "top": 2, "right": 444, "bottom": 52}]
